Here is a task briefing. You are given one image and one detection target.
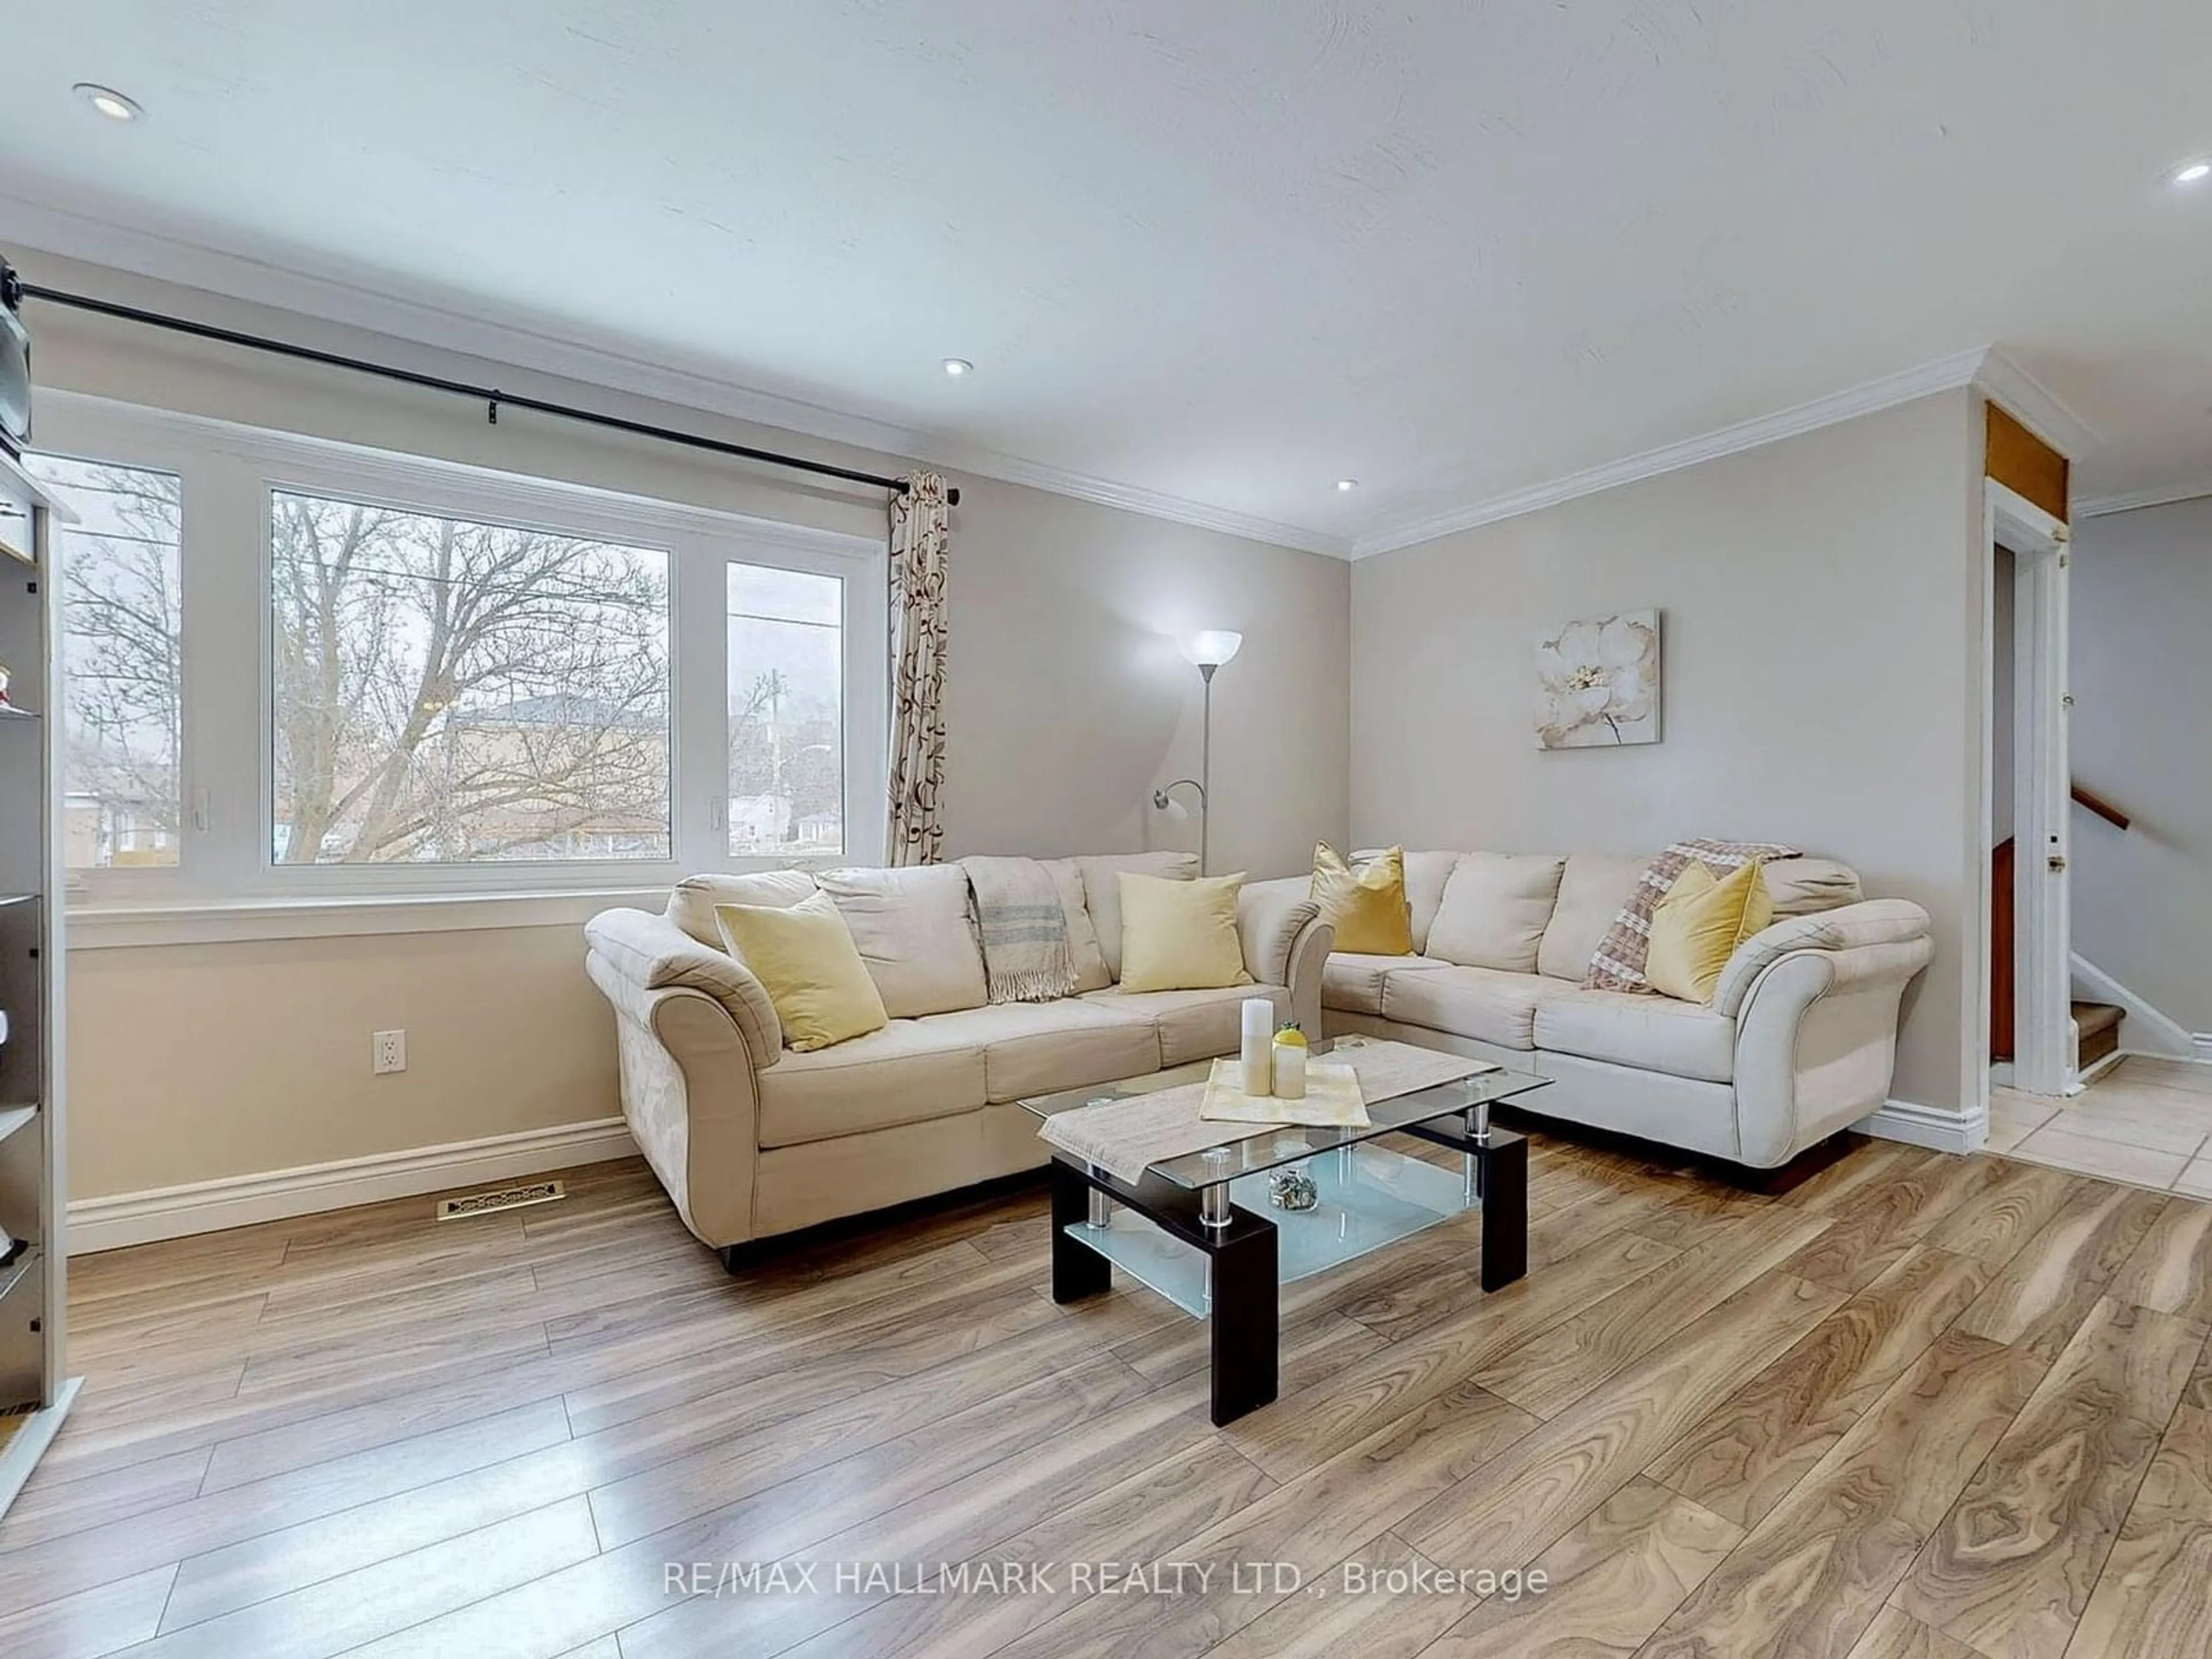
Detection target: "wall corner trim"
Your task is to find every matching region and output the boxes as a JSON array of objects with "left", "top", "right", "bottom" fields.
[
  {"left": 1972, "top": 347, "right": 2100, "bottom": 463},
  {"left": 1855, "top": 1097, "right": 1986, "bottom": 1156},
  {"left": 66, "top": 1118, "right": 639, "bottom": 1253},
  {"left": 1352, "top": 347, "right": 1995, "bottom": 559}
]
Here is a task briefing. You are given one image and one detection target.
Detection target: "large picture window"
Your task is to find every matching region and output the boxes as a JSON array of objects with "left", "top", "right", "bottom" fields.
[
  {"left": 268, "top": 491, "right": 671, "bottom": 865},
  {"left": 25, "top": 456, "right": 185, "bottom": 872},
  {"left": 33, "top": 399, "right": 887, "bottom": 922}
]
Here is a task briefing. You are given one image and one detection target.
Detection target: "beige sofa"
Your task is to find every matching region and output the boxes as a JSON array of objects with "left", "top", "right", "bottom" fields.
[
  {"left": 1253, "top": 849, "right": 1933, "bottom": 1172},
  {"left": 583, "top": 852, "right": 1329, "bottom": 1259}
]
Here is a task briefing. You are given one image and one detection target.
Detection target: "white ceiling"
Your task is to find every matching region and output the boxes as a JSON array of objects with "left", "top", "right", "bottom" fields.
[{"left": 4, "top": 1, "right": 2211, "bottom": 554}]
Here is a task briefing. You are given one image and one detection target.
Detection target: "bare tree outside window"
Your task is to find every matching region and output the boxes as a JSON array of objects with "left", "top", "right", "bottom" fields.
[
  {"left": 728, "top": 564, "right": 843, "bottom": 857},
  {"left": 270, "top": 490, "right": 670, "bottom": 864},
  {"left": 25, "top": 456, "right": 184, "bottom": 871}
]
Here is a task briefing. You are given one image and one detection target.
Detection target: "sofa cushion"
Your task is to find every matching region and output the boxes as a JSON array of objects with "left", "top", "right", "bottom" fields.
[
  {"left": 714, "top": 891, "right": 891, "bottom": 1053},
  {"left": 1762, "top": 857, "right": 1863, "bottom": 918},
  {"left": 1077, "top": 852, "right": 1200, "bottom": 980},
  {"left": 1120, "top": 872, "right": 1251, "bottom": 992},
  {"left": 1646, "top": 861, "right": 1773, "bottom": 1006},
  {"left": 1083, "top": 983, "right": 1290, "bottom": 1066},
  {"left": 907, "top": 1000, "right": 1162, "bottom": 1103},
  {"left": 1380, "top": 965, "right": 1563, "bottom": 1050},
  {"left": 1534, "top": 988, "right": 1736, "bottom": 1084},
  {"left": 1354, "top": 849, "right": 1460, "bottom": 952},
  {"left": 817, "top": 865, "right": 989, "bottom": 1019},
  {"left": 756, "top": 1020, "right": 987, "bottom": 1147},
  {"left": 1323, "top": 952, "right": 1452, "bottom": 1016},
  {"left": 668, "top": 869, "right": 817, "bottom": 948},
  {"left": 1537, "top": 855, "right": 1650, "bottom": 982},
  {"left": 1312, "top": 843, "right": 1412, "bottom": 955},
  {"left": 1426, "top": 854, "right": 1568, "bottom": 974},
  {"left": 1041, "top": 857, "right": 1113, "bottom": 991}
]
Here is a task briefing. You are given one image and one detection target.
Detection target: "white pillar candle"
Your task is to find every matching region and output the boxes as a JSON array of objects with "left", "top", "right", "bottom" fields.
[
  {"left": 1273, "top": 1038, "right": 1307, "bottom": 1100},
  {"left": 1240, "top": 998, "right": 1275, "bottom": 1097}
]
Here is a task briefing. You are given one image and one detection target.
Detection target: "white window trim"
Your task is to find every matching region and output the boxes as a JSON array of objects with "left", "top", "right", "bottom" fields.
[{"left": 39, "top": 389, "right": 888, "bottom": 933}]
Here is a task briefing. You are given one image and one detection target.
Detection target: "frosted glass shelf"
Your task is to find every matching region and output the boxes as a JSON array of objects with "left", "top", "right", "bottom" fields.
[{"left": 1060, "top": 1141, "right": 1482, "bottom": 1317}]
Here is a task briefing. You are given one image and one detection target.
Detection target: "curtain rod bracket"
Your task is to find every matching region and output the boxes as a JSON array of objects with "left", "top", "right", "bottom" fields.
[{"left": 487, "top": 392, "right": 501, "bottom": 426}]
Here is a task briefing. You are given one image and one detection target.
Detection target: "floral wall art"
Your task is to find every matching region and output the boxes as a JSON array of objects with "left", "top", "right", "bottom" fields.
[{"left": 1535, "top": 609, "right": 1661, "bottom": 748}]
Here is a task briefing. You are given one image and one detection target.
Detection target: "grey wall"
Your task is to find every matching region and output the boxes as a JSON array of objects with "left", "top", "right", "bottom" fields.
[
  {"left": 1350, "top": 391, "right": 1984, "bottom": 1114},
  {"left": 2071, "top": 495, "right": 2212, "bottom": 1033}
]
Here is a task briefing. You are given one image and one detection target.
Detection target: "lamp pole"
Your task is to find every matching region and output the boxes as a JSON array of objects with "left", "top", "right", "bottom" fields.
[
  {"left": 1158, "top": 631, "right": 1240, "bottom": 877},
  {"left": 1199, "top": 661, "right": 1217, "bottom": 875}
]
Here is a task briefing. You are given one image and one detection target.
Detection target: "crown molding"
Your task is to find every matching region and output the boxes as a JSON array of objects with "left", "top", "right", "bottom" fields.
[
  {"left": 1972, "top": 346, "right": 2101, "bottom": 463},
  {"left": 1351, "top": 349, "right": 1994, "bottom": 559},
  {"left": 2075, "top": 477, "right": 2212, "bottom": 519},
  {"left": 0, "top": 192, "right": 1353, "bottom": 559}
]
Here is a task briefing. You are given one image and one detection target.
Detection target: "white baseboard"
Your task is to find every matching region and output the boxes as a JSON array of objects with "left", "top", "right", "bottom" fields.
[
  {"left": 1855, "top": 1098, "right": 1986, "bottom": 1156},
  {"left": 67, "top": 1118, "right": 639, "bottom": 1254},
  {"left": 2070, "top": 956, "right": 2195, "bottom": 1060}
]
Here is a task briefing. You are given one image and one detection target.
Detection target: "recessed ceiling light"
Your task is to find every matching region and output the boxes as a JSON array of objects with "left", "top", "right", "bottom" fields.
[
  {"left": 1336, "top": 479, "right": 1358, "bottom": 492},
  {"left": 2172, "top": 161, "right": 2211, "bottom": 185},
  {"left": 942, "top": 358, "right": 973, "bottom": 377},
  {"left": 73, "top": 83, "right": 143, "bottom": 123}
]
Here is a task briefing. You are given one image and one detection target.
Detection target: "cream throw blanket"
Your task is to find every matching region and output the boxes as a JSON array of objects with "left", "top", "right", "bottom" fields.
[{"left": 964, "top": 855, "right": 1078, "bottom": 1003}]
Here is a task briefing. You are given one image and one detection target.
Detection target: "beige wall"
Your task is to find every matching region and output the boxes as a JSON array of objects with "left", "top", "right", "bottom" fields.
[
  {"left": 1350, "top": 391, "right": 1985, "bottom": 1115},
  {"left": 2070, "top": 496, "right": 2212, "bottom": 1033},
  {"left": 70, "top": 924, "right": 614, "bottom": 1196},
  {"left": 27, "top": 251, "right": 1349, "bottom": 1200}
]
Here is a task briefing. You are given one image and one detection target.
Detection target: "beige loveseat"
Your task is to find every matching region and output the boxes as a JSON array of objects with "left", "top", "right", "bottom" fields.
[
  {"left": 584, "top": 852, "right": 1329, "bottom": 1259},
  {"left": 1252, "top": 849, "right": 1934, "bottom": 1172}
]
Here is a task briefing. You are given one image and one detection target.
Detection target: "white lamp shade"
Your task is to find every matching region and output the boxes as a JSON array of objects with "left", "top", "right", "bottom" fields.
[{"left": 1181, "top": 630, "right": 1244, "bottom": 668}]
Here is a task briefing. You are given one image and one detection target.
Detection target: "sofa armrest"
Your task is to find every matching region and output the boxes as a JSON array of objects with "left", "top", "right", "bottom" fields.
[
  {"left": 1727, "top": 915, "right": 1936, "bottom": 1166},
  {"left": 1284, "top": 916, "right": 1335, "bottom": 1046},
  {"left": 1236, "top": 877, "right": 1319, "bottom": 988},
  {"left": 585, "top": 906, "right": 781, "bottom": 1067},
  {"left": 585, "top": 949, "right": 763, "bottom": 1250},
  {"left": 1712, "top": 899, "right": 1932, "bottom": 1019}
]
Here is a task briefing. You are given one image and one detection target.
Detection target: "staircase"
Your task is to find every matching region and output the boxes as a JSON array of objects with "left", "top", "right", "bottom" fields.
[{"left": 2074, "top": 1001, "right": 2124, "bottom": 1070}]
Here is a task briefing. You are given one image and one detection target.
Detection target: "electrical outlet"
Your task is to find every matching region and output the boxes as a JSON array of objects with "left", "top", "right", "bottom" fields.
[{"left": 372, "top": 1029, "right": 407, "bottom": 1075}]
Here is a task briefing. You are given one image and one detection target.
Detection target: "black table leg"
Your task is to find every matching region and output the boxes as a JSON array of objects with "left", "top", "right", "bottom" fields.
[
  {"left": 1480, "top": 1134, "right": 1528, "bottom": 1292},
  {"left": 1050, "top": 1160, "right": 1111, "bottom": 1304},
  {"left": 1210, "top": 1222, "right": 1278, "bottom": 1426}
]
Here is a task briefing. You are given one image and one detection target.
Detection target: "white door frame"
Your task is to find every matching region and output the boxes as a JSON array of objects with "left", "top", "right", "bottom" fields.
[{"left": 1983, "top": 479, "right": 2074, "bottom": 1098}]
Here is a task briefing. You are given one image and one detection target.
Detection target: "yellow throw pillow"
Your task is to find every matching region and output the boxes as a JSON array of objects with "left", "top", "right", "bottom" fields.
[
  {"left": 1646, "top": 861, "right": 1775, "bottom": 1006},
  {"left": 713, "top": 889, "right": 889, "bottom": 1052},
  {"left": 1311, "top": 842, "right": 1413, "bottom": 956},
  {"left": 1118, "top": 872, "right": 1251, "bottom": 993}
]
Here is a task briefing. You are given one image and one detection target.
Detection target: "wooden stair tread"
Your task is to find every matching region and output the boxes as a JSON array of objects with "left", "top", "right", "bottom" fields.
[{"left": 2072, "top": 1002, "right": 2124, "bottom": 1039}]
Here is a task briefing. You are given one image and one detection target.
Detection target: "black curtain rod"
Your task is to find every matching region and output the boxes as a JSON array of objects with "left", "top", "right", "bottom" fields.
[{"left": 21, "top": 283, "right": 959, "bottom": 507}]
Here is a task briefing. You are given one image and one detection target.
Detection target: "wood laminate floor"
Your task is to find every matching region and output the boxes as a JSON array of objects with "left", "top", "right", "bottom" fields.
[{"left": 9, "top": 1134, "right": 2212, "bottom": 1658}]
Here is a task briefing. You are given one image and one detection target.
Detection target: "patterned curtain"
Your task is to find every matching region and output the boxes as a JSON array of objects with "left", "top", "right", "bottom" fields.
[{"left": 887, "top": 472, "right": 951, "bottom": 865}]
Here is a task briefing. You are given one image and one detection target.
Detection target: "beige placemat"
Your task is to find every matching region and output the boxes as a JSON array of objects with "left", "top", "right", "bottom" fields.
[
  {"left": 1035, "top": 1039, "right": 1495, "bottom": 1184},
  {"left": 1199, "top": 1058, "right": 1371, "bottom": 1127}
]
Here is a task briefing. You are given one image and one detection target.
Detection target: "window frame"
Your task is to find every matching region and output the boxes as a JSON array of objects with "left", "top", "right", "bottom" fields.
[{"left": 36, "top": 391, "right": 888, "bottom": 921}]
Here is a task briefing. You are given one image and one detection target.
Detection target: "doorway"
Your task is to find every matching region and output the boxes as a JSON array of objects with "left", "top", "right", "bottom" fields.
[{"left": 1984, "top": 479, "right": 2074, "bottom": 1102}]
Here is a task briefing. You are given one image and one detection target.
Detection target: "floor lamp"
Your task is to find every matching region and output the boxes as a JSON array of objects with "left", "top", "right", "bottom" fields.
[{"left": 1153, "top": 630, "right": 1242, "bottom": 874}]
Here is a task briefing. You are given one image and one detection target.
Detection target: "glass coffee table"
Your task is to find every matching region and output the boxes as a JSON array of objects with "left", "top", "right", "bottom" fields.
[{"left": 1020, "top": 1041, "right": 1550, "bottom": 1425}]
